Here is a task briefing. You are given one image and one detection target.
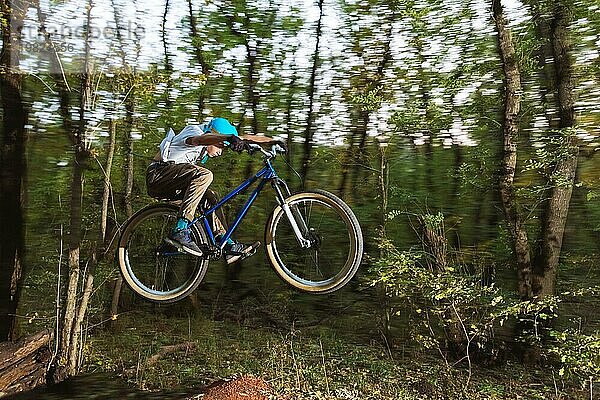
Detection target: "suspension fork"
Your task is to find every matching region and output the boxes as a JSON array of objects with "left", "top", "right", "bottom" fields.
[{"left": 271, "top": 179, "right": 311, "bottom": 248}]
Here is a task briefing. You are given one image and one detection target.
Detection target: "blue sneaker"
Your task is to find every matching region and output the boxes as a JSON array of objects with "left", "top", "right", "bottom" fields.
[
  {"left": 165, "top": 228, "right": 203, "bottom": 257},
  {"left": 224, "top": 240, "right": 260, "bottom": 264}
]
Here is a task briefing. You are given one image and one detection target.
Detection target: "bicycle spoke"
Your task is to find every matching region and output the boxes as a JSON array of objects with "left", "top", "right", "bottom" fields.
[
  {"left": 119, "top": 205, "right": 209, "bottom": 303},
  {"left": 269, "top": 193, "right": 360, "bottom": 291}
]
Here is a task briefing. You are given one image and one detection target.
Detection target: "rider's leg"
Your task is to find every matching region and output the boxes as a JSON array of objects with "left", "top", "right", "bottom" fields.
[
  {"left": 146, "top": 162, "right": 213, "bottom": 256},
  {"left": 201, "top": 189, "right": 259, "bottom": 264},
  {"left": 201, "top": 189, "right": 227, "bottom": 236},
  {"left": 148, "top": 164, "right": 258, "bottom": 262},
  {"left": 147, "top": 162, "right": 213, "bottom": 220}
]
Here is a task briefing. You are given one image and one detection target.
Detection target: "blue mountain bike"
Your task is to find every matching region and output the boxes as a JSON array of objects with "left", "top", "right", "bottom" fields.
[{"left": 117, "top": 144, "right": 363, "bottom": 303}]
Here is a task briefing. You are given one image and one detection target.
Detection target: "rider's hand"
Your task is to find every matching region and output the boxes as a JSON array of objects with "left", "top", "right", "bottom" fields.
[
  {"left": 228, "top": 135, "right": 249, "bottom": 153},
  {"left": 273, "top": 140, "right": 287, "bottom": 154}
]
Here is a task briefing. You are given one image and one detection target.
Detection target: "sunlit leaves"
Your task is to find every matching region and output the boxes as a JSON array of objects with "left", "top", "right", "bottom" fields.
[
  {"left": 521, "top": 127, "right": 580, "bottom": 186},
  {"left": 350, "top": 85, "right": 384, "bottom": 112}
]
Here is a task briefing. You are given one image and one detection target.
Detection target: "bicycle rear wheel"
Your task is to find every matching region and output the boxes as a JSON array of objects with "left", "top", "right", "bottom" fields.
[
  {"left": 265, "top": 190, "right": 363, "bottom": 294},
  {"left": 117, "top": 204, "right": 209, "bottom": 303}
]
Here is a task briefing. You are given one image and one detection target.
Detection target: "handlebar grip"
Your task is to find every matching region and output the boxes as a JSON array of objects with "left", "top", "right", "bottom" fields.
[
  {"left": 247, "top": 143, "right": 261, "bottom": 155},
  {"left": 272, "top": 143, "right": 286, "bottom": 154}
]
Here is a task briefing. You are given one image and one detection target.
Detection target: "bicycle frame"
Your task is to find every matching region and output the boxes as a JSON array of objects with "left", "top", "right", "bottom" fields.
[{"left": 188, "top": 158, "right": 288, "bottom": 250}]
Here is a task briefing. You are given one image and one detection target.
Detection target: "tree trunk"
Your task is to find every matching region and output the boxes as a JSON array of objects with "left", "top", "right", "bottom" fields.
[
  {"left": 245, "top": 34, "right": 259, "bottom": 136},
  {"left": 61, "top": 147, "right": 85, "bottom": 362},
  {"left": 187, "top": 0, "right": 209, "bottom": 122},
  {"left": 284, "top": 73, "right": 296, "bottom": 171},
  {"left": 242, "top": 17, "right": 260, "bottom": 180},
  {"left": 533, "top": 1, "right": 578, "bottom": 297},
  {"left": 100, "top": 119, "right": 116, "bottom": 243},
  {"left": 0, "top": 0, "right": 29, "bottom": 340},
  {"left": 110, "top": 98, "right": 135, "bottom": 325},
  {"left": 492, "top": 0, "right": 533, "bottom": 299},
  {"left": 300, "top": 0, "right": 323, "bottom": 185},
  {"left": 532, "top": 7, "right": 558, "bottom": 129},
  {"left": 161, "top": 0, "right": 174, "bottom": 129},
  {"left": 344, "top": 11, "right": 393, "bottom": 197},
  {"left": 59, "top": 0, "right": 93, "bottom": 377}
]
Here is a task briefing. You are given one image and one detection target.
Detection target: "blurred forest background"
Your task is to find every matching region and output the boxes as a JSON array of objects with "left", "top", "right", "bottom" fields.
[{"left": 1, "top": 0, "right": 599, "bottom": 398}]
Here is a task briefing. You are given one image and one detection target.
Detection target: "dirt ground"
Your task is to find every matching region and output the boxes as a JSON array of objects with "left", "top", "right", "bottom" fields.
[{"left": 196, "top": 375, "right": 277, "bottom": 400}]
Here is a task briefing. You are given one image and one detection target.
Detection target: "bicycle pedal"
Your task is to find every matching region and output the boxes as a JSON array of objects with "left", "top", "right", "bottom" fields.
[
  {"left": 199, "top": 244, "right": 221, "bottom": 260},
  {"left": 225, "top": 241, "right": 260, "bottom": 264}
]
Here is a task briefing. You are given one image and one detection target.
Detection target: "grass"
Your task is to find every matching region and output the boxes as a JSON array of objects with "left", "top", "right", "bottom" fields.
[{"left": 83, "top": 308, "right": 588, "bottom": 400}]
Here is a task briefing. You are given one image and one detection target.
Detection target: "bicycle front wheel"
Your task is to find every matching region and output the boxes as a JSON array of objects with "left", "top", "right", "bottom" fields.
[
  {"left": 265, "top": 190, "right": 363, "bottom": 294},
  {"left": 117, "top": 204, "right": 209, "bottom": 303}
]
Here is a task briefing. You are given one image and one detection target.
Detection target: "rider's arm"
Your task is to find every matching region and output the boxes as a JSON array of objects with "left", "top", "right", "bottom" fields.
[
  {"left": 239, "top": 135, "right": 279, "bottom": 144},
  {"left": 185, "top": 134, "right": 232, "bottom": 146},
  {"left": 186, "top": 133, "right": 279, "bottom": 147}
]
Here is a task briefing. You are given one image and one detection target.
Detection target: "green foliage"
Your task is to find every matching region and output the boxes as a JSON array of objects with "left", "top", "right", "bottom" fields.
[
  {"left": 549, "top": 328, "right": 600, "bottom": 384},
  {"left": 351, "top": 85, "right": 384, "bottom": 112},
  {"left": 456, "top": 148, "right": 496, "bottom": 191},
  {"left": 521, "top": 127, "right": 579, "bottom": 187},
  {"left": 389, "top": 105, "right": 422, "bottom": 134},
  {"left": 513, "top": 26, "right": 541, "bottom": 78},
  {"left": 420, "top": 211, "right": 444, "bottom": 231},
  {"left": 368, "top": 219, "right": 600, "bottom": 389},
  {"left": 367, "top": 237, "right": 509, "bottom": 357}
]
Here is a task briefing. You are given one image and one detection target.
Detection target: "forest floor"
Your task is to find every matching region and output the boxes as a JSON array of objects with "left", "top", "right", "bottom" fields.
[{"left": 82, "top": 310, "right": 592, "bottom": 400}]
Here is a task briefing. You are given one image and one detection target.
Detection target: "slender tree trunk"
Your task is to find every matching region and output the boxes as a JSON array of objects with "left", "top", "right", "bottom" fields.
[
  {"left": 451, "top": 145, "right": 463, "bottom": 248},
  {"left": 244, "top": 35, "right": 259, "bottom": 135},
  {"left": 347, "top": 110, "right": 369, "bottom": 195},
  {"left": 124, "top": 101, "right": 136, "bottom": 216},
  {"left": 533, "top": 2, "right": 578, "bottom": 297},
  {"left": 60, "top": 0, "right": 93, "bottom": 377},
  {"left": 492, "top": 0, "right": 533, "bottom": 299},
  {"left": 338, "top": 125, "right": 359, "bottom": 197},
  {"left": 300, "top": 0, "right": 323, "bottom": 185},
  {"left": 161, "top": 0, "right": 174, "bottom": 129},
  {"left": 187, "top": 0, "right": 208, "bottom": 121},
  {"left": 0, "top": 0, "right": 29, "bottom": 341},
  {"left": 527, "top": 0, "right": 559, "bottom": 129},
  {"left": 376, "top": 142, "right": 392, "bottom": 345},
  {"left": 242, "top": 18, "right": 260, "bottom": 179},
  {"left": 344, "top": 12, "right": 394, "bottom": 196},
  {"left": 110, "top": 97, "right": 135, "bottom": 323},
  {"left": 284, "top": 74, "right": 296, "bottom": 170},
  {"left": 61, "top": 145, "right": 87, "bottom": 371},
  {"left": 100, "top": 120, "right": 116, "bottom": 243}
]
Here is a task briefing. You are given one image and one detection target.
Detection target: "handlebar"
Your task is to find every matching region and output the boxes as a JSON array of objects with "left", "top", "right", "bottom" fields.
[{"left": 246, "top": 143, "right": 286, "bottom": 160}]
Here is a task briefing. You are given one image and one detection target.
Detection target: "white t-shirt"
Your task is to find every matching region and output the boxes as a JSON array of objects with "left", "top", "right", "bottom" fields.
[{"left": 159, "top": 125, "right": 208, "bottom": 163}]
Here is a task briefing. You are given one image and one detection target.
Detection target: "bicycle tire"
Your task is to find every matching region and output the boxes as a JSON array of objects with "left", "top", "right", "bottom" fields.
[
  {"left": 117, "top": 204, "right": 209, "bottom": 303},
  {"left": 265, "top": 189, "right": 363, "bottom": 294}
]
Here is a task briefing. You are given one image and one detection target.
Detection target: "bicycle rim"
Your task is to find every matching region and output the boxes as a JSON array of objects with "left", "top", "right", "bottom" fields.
[
  {"left": 266, "top": 191, "right": 362, "bottom": 293},
  {"left": 118, "top": 205, "right": 208, "bottom": 303}
]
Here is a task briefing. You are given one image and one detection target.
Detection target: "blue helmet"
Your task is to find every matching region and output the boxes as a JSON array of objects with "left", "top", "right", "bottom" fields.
[
  {"left": 200, "top": 117, "right": 238, "bottom": 164},
  {"left": 205, "top": 117, "right": 238, "bottom": 145}
]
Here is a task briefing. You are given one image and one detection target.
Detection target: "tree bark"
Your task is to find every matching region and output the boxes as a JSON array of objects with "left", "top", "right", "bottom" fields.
[
  {"left": 533, "top": 2, "right": 578, "bottom": 297},
  {"left": 187, "top": 0, "right": 209, "bottom": 122},
  {"left": 100, "top": 119, "right": 116, "bottom": 243},
  {"left": 0, "top": 330, "right": 53, "bottom": 396},
  {"left": 59, "top": 0, "right": 93, "bottom": 377},
  {"left": 0, "top": 0, "right": 29, "bottom": 341},
  {"left": 492, "top": 0, "right": 533, "bottom": 299},
  {"left": 300, "top": 0, "right": 323, "bottom": 185},
  {"left": 110, "top": 97, "right": 135, "bottom": 326},
  {"left": 342, "top": 9, "right": 394, "bottom": 197}
]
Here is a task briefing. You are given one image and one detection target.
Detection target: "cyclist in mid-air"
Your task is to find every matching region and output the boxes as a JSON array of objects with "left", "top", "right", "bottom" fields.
[{"left": 146, "top": 117, "right": 280, "bottom": 263}]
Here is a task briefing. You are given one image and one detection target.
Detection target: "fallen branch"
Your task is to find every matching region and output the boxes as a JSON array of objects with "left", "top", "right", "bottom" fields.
[{"left": 145, "top": 342, "right": 197, "bottom": 367}]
